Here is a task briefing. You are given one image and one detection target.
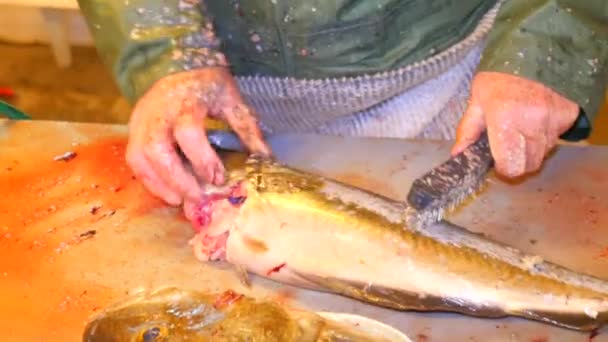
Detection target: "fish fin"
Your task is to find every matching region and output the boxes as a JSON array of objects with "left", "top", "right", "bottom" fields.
[
  {"left": 513, "top": 309, "right": 607, "bottom": 332},
  {"left": 234, "top": 264, "right": 251, "bottom": 288},
  {"left": 296, "top": 272, "right": 607, "bottom": 332},
  {"left": 293, "top": 272, "right": 505, "bottom": 318}
]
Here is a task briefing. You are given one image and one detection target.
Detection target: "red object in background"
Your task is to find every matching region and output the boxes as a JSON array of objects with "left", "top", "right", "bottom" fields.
[{"left": 0, "top": 87, "right": 15, "bottom": 98}]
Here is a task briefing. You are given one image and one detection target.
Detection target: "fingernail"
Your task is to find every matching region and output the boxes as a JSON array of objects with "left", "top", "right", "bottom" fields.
[
  {"left": 499, "top": 160, "right": 525, "bottom": 179},
  {"left": 450, "top": 141, "right": 465, "bottom": 156},
  {"left": 166, "top": 194, "right": 183, "bottom": 207}
]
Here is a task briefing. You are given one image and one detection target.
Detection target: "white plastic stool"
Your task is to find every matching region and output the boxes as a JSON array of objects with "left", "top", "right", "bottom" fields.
[{"left": 0, "top": 0, "right": 79, "bottom": 68}]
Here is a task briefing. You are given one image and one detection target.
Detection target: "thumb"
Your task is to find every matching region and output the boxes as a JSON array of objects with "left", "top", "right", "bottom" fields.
[
  {"left": 222, "top": 103, "right": 272, "bottom": 157},
  {"left": 451, "top": 103, "right": 486, "bottom": 156}
]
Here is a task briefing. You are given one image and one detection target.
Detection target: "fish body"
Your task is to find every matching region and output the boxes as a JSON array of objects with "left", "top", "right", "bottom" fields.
[
  {"left": 82, "top": 287, "right": 404, "bottom": 341},
  {"left": 185, "top": 153, "right": 608, "bottom": 331}
]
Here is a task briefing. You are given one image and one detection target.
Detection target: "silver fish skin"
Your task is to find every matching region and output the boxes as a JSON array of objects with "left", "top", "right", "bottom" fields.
[{"left": 185, "top": 153, "right": 608, "bottom": 332}]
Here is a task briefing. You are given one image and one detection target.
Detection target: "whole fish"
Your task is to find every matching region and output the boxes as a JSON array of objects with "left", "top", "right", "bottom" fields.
[
  {"left": 185, "top": 152, "right": 608, "bottom": 332},
  {"left": 82, "top": 287, "right": 407, "bottom": 341}
]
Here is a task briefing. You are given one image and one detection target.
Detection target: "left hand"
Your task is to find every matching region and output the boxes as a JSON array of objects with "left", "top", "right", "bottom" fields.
[{"left": 452, "top": 71, "right": 580, "bottom": 178}]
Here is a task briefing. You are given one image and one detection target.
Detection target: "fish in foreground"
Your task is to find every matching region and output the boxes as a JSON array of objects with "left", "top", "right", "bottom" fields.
[
  {"left": 82, "top": 287, "right": 405, "bottom": 341},
  {"left": 184, "top": 151, "right": 608, "bottom": 332}
]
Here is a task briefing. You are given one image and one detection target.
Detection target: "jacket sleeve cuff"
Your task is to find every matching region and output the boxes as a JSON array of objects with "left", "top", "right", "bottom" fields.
[
  {"left": 477, "top": 0, "right": 608, "bottom": 140},
  {"left": 79, "top": 0, "right": 227, "bottom": 105},
  {"left": 113, "top": 28, "right": 228, "bottom": 104}
]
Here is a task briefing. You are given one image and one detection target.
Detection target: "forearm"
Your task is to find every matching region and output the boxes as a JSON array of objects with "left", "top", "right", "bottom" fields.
[
  {"left": 478, "top": 0, "right": 608, "bottom": 138},
  {"left": 77, "top": 0, "right": 227, "bottom": 104}
]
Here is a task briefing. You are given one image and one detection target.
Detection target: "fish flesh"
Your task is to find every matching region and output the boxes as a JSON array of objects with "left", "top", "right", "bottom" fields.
[
  {"left": 185, "top": 152, "right": 608, "bottom": 331},
  {"left": 82, "top": 287, "right": 409, "bottom": 341}
]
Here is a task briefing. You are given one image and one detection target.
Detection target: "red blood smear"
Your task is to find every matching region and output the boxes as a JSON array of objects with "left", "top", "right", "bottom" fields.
[
  {"left": 590, "top": 329, "right": 600, "bottom": 341},
  {"left": 266, "top": 263, "right": 286, "bottom": 276},
  {"left": 596, "top": 247, "right": 608, "bottom": 259},
  {"left": 530, "top": 337, "right": 548, "bottom": 342},
  {"left": 198, "top": 232, "right": 228, "bottom": 261},
  {"left": 0, "top": 137, "right": 161, "bottom": 340},
  {"left": 416, "top": 334, "right": 428, "bottom": 342},
  {"left": 213, "top": 290, "right": 244, "bottom": 309},
  {"left": 0, "top": 137, "right": 163, "bottom": 230},
  {"left": 191, "top": 195, "right": 217, "bottom": 231},
  {"left": 0, "top": 87, "right": 15, "bottom": 98}
]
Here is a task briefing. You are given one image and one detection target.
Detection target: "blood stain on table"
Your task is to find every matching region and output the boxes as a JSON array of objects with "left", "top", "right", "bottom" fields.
[
  {"left": 530, "top": 336, "right": 548, "bottom": 342},
  {"left": 0, "top": 137, "right": 164, "bottom": 227},
  {"left": 0, "top": 137, "right": 164, "bottom": 340},
  {"left": 415, "top": 333, "right": 429, "bottom": 342}
]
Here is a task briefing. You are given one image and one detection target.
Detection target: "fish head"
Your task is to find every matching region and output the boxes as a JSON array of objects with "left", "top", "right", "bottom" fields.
[
  {"left": 183, "top": 152, "right": 251, "bottom": 261},
  {"left": 82, "top": 287, "right": 302, "bottom": 341},
  {"left": 185, "top": 153, "right": 324, "bottom": 265},
  {"left": 184, "top": 154, "right": 332, "bottom": 285},
  {"left": 83, "top": 286, "right": 408, "bottom": 342},
  {"left": 82, "top": 287, "right": 226, "bottom": 342}
]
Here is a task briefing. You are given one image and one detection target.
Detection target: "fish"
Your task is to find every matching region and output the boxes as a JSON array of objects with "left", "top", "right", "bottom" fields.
[
  {"left": 82, "top": 287, "right": 408, "bottom": 341},
  {"left": 184, "top": 151, "right": 608, "bottom": 332}
]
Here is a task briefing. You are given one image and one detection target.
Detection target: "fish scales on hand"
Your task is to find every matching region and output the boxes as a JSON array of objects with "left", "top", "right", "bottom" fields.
[{"left": 184, "top": 151, "right": 608, "bottom": 332}]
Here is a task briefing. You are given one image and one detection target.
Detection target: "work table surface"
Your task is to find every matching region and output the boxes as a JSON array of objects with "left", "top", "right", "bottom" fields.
[{"left": 1, "top": 119, "right": 607, "bottom": 341}]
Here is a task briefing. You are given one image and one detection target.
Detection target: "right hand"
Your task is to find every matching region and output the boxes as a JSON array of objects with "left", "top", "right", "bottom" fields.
[{"left": 126, "top": 67, "right": 271, "bottom": 206}]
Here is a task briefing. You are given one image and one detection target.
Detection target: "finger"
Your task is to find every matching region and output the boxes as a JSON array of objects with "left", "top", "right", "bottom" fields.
[
  {"left": 141, "top": 99, "right": 204, "bottom": 203},
  {"left": 126, "top": 104, "right": 182, "bottom": 205},
  {"left": 139, "top": 172, "right": 182, "bottom": 206},
  {"left": 143, "top": 139, "right": 204, "bottom": 203},
  {"left": 221, "top": 103, "right": 272, "bottom": 157},
  {"left": 553, "top": 95, "right": 580, "bottom": 135},
  {"left": 126, "top": 146, "right": 182, "bottom": 205},
  {"left": 183, "top": 199, "right": 198, "bottom": 224},
  {"left": 524, "top": 135, "right": 546, "bottom": 173},
  {"left": 451, "top": 103, "right": 486, "bottom": 156},
  {"left": 174, "top": 111, "right": 226, "bottom": 186},
  {"left": 491, "top": 126, "right": 527, "bottom": 178}
]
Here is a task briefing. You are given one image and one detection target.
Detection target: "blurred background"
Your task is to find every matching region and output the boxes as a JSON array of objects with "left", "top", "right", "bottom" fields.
[{"left": 0, "top": 2, "right": 606, "bottom": 143}]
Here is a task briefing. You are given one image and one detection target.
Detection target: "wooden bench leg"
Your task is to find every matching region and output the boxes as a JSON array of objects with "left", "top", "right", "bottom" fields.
[{"left": 40, "top": 7, "right": 72, "bottom": 68}]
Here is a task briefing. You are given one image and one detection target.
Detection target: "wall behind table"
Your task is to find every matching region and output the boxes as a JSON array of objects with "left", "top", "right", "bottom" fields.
[{"left": 0, "top": 4, "right": 93, "bottom": 46}]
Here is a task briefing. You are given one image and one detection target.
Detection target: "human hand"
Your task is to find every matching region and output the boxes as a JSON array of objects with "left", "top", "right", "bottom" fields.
[
  {"left": 451, "top": 71, "right": 579, "bottom": 178},
  {"left": 126, "top": 67, "right": 271, "bottom": 206}
]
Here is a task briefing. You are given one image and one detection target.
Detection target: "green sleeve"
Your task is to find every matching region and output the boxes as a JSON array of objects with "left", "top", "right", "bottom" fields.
[
  {"left": 77, "top": 0, "right": 227, "bottom": 104},
  {"left": 478, "top": 0, "right": 608, "bottom": 139}
]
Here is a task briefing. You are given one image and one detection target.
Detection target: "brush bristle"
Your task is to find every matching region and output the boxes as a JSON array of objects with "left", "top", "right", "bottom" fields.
[{"left": 405, "top": 133, "right": 493, "bottom": 229}]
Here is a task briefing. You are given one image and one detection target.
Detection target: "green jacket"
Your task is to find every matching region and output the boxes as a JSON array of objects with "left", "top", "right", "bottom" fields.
[{"left": 77, "top": 0, "right": 607, "bottom": 139}]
